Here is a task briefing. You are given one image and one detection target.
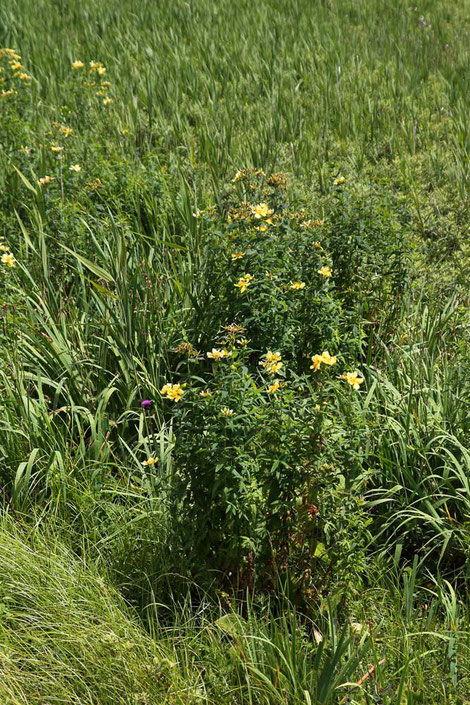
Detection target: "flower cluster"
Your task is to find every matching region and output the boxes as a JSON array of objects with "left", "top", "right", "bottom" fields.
[
  {"left": 207, "top": 348, "right": 231, "bottom": 360},
  {"left": 234, "top": 274, "right": 254, "bottom": 293},
  {"left": 309, "top": 352, "right": 364, "bottom": 390},
  {"left": 0, "top": 48, "right": 32, "bottom": 97},
  {"left": 260, "top": 351, "right": 283, "bottom": 375},
  {"left": 160, "top": 382, "right": 184, "bottom": 402},
  {"left": 0, "top": 237, "right": 16, "bottom": 268},
  {"left": 310, "top": 350, "right": 337, "bottom": 372},
  {"left": 72, "top": 59, "right": 112, "bottom": 105},
  {"left": 251, "top": 202, "right": 274, "bottom": 219},
  {"left": 89, "top": 60, "right": 107, "bottom": 77}
]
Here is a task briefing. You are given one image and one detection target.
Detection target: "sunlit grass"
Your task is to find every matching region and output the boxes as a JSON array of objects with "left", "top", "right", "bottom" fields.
[{"left": 0, "top": 0, "right": 470, "bottom": 702}]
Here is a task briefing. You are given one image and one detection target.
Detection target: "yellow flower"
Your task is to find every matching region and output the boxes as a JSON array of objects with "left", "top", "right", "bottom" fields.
[
  {"left": 333, "top": 175, "right": 346, "bottom": 185},
  {"left": 257, "top": 223, "right": 268, "bottom": 232},
  {"left": 237, "top": 338, "right": 249, "bottom": 347},
  {"left": 69, "top": 164, "right": 81, "bottom": 172},
  {"left": 160, "top": 382, "right": 184, "bottom": 402},
  {"left": 72, "top": 60, "right": 84, "bottom": 69},
  {"left": 102, "top": 97, "right": 112, "bottom": 106},
  {"left": 20, "top": 145, "right": 31, "bottom": 154},
  {"left": 321, "top": 350, "right": 337, "bottom": 366},
  {"left": 1, "top": 89, "right": 15, "bottom": 97},
  {"left": 221, "top": 407, "right": 234, "bottom": 416},
  {"left": 261, "top": 351, "right": 283, "bottom": 375},
  {"left": 0, "top": 49, "right": 20, "bottom": 59},
  {"left": 207, "top": 348, "right": 231, "bottom": 360},
  {"left": 142, "top": 456, "right": 158, "bottom": 466},
  {"left": 10, "top": 60, "right": 23, "bottom": 70},
  {"left": 232, "top": 252, "right": 245, "bottom": 260},
  {"left": 192, "top": 210, "right": 202, "bottom": 218},
  {"left": 310, "top": 354, "right": 323, "bottom": 372},
  {"left": 200, "top": 390, "right": 212, "bottom": 397},
  {"left": 60, "top": 126, "right": 73, "bottom": 137},
  {"left": 314, "top": 241, "right": 322, "bottom": 248},
  {"left": 251, "top": 203, "right": 273, "bottom": 219},
  {"left": 315, "top": 404, "right": 321, "bottom": 411},
  {"left": 311, "top": 350, "right": 337, "bottom": 371},
  {"left": 235, "top": 274, "right": 254, "bottom": 293},
  {"left": 1, "top": 253, "right": 16, "bottom": 268},
  {"left": 289, "top": 281, "right": 305, "bottom": 290},
  {"left": 266, "top": 351, "right": 281, "bottom": 363},
  {"left": 232, "top": 169, "right": 244, "bottom": 182},
  {"left": 340, "top": 371, "right": 364, "bottom": 390},
  {"left": 0, "top": 244, "right": 8, "bottom": 252},
  {"left": 38, "top": 176, "right": 54, "bottom": 185},
  {"left": 50, "top": 144, "right": 63, "bottom": 153},
  {"left": 318, "top": 266, "right": 332, "bottom": 278},
  {"left": 17, "top": 72, "right": 31, "bottom": 81},
  {"left": 267, "top": 380, "right": 281, "bottom": 394}
]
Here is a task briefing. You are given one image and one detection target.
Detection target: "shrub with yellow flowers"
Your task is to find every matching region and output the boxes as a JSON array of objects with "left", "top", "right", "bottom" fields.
[
  {"left": 194, "top": 169, "right": 342, "bottom": 373},
  {"left": 116, "top": 170, "right": 376, "bottom": 595},
  {"left": 144, "top": 321, "right": 370, "bottom": 597}
]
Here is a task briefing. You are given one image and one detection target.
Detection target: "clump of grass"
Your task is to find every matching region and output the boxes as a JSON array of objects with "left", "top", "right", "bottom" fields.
[{"left": 0, "top": 515, "right": 195, "bottom": 704}]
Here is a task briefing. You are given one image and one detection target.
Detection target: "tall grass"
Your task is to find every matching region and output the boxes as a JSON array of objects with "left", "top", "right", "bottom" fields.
[
  {"left": 0, "top": 0, "right": 470, "bottom": 702},
  {"left": 2, "top": 514, "right": 469, "bottom": 703}
]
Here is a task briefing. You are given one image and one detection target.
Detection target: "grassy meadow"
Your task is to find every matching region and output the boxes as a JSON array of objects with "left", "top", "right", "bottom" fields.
[{"left": 1, "top": 0, "right": 470, "bottom": 702}]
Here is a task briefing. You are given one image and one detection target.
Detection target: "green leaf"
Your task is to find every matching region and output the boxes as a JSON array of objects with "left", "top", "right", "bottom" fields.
[
  {"left": 215, "top": 613, "right": 246, "bottom": 637},
  {"left": 314, "top": 542, "right": 327, "bottom": 559},
  {"left": 59, "top": 244, "right": 114, "bottom": 283}
]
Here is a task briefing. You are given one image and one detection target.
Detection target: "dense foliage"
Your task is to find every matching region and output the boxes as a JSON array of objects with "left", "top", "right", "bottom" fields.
[{"left": 1, "top": 1, "right": 470, "bottom": 702}]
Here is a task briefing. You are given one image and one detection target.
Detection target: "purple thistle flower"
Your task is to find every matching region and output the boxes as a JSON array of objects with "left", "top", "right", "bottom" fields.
[{"left": 141, "top": 399, "right": 152, "bottom": 408}]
